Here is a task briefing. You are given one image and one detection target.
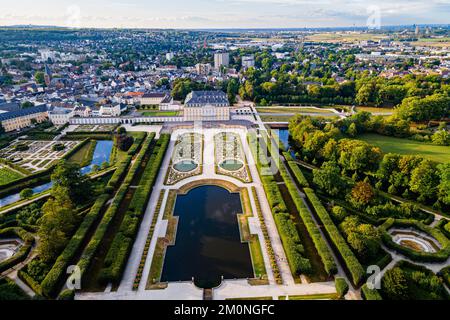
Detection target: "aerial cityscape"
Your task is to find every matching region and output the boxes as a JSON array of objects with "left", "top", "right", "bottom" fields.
[{"left": 0, "top": 0, "right": 449, "bottom": 310}]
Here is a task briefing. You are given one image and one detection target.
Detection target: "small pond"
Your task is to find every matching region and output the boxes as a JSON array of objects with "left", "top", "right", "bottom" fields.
[
  {"left": 80, "top": 140, "right": 113, "bottom": 175},
  {"left": 0, "top": 240, "right": 21, "bottom": 262},
  {"left": 219, "top": 160, "right": 244, "bottom": 171},
  {"left": 161, "top": 185, "right": 254, "bottom": 288},
  {"left": 173, "top": 160, "right": 198, "bottom": 173}
]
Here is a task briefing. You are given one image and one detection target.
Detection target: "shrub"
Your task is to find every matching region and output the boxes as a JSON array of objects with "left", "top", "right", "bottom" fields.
[
  {"left": 361, "top": 283, "right": 382, "bottom": 300},
  {"left": 40, "top": 194, "right": 109, "bottom": 298},
  {"left": 335, "top": 277, "right": 349, "bottom": 298},
  {"left": 279, "top": 159, "right": 337, "bottom": 275},
  {"left": 52, "top": 143, "right": 65, "bottom": 152},
  {"left": 305, "top": 188, "right": 365, "bottom": 286},
  {"left": 57, "top": 289, "right": 75, "bottom": 300}
]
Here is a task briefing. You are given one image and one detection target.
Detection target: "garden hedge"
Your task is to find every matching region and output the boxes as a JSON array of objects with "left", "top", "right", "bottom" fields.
[
  {"left": 248, "top": 133, "right": 312, "bottom": 278},
  {"left": 335, "top": 277, "right": 349, "bottom": 298},
  {"left": 18, "top": 269, "right": 43, "bottom": 296},
  {"left": 278, "top": 159, "right": 337, "bottom": 275},
  {"left": 274, "top": 213, "right": 311, "bottom": 275},
  {"left": 304, "top": 188, "right": 365, "bottom": 286},
  {"left": 361, "top": 283, "right": 382, "bottom": 300},
  {"left": 75, "top": 137, "right": 154, "bottom": 281},
  {"left": 40, "top": 194, "right": 110, "bottom": 298},
  {"left": 380, "top": 218, "right": 450, "bottom": 263},
  {"left": 127, "top": 132, "right": 147, "bottom": 156},
  {"left": 0, "top": 227, "right": 34, "bottom": 273},
  {"left": 283, "top": 152, "right": 310, "bottom": 188},
  {"left": 100, "top": 134, "right": 170, "bottom": 284}
]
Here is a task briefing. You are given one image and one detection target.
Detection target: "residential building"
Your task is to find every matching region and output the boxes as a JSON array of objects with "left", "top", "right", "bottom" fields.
[
  {"left": 195, "top": 63, "right": 212, "bottom": 75},
  {"left": 214, "top": 52, "right": 230, "bottom": 70},
  {"left": 242, "top": 55, "right": 255, "bottom": 69}
]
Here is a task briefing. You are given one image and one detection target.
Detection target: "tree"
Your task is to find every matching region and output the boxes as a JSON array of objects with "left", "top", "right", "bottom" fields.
[
  {"left": 313, "top": 161, "right": 347, "bottom": 197},
  {"left": 117, "top": 127, "right": 127, "bottom": 135},
  {"left": 38, "top": 189, "right": 77, "bottom": 262},
  {"left": 431, "top": 130, "right": 449, "bottom": 146},
  {"left": 437, "top": 163, "right": 450, "bottom": 205},
  {"left": 34, "top": 71, "right": 45, "bottom": 85},
  {"left": 116, "top": 134, "right": 134, "bottom": 151},
  {"left": 350, "top": 181, "right": 375, "bottom": 207},
  {"left": 340, "top": 216, "right": 381, "bottom": 263},
  {"left": 381, "top": 267, "right": 409, "bottom": 300},
  {"left": 409, "top": 160, "right": 439, "bottom": 202},
  {"left": 51, "top": 160, "right": 92, "bottom": 204},
  {"left": 19, "top": 188, "right": 34, "bottom": 200},
  {"left": 21, "top": 101, "right": 34, "bottom": 109},
  {"left": 347, "top": 123, "right": 357, "bottom": 137}
]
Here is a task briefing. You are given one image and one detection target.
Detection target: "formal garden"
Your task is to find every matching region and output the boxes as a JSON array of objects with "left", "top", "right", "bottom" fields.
[
  {"left": 0, "top": 140, "right": 81, "bottom": 173},
  {"left": 214, "top": 132, "right": 252, "bottom": 183},
  {"left": 165, "top": 133, "right": 203, "bottom": 185},
  {"left": 0, "top": 127, "right": 171, "bottom": 299}
]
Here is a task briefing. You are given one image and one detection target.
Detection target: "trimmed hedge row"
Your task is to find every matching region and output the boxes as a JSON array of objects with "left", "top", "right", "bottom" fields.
[
  {"left": 62, "top": 133, "right": 112, "bottom": 140},
  {"left": 75, "top": 137, "right": 154, "bottom": 281},
  {"left": 248, "top": 133, "right": 311, "bottom": 278},
  {"left": 18, "top": 268, "right": 43, "bottom": 296},
  {"left": 40, "top": 194, "right": 110, "bottom": 298},
  {"left": 361, "top": 283, "right": 382, "bottom": 300},
  {"left": 279, "top": 162, "right": 337, "bottom": 275},
  {"left": 380, "top": 218, "right": 450, "bottom": 263},
  {"left": 107, "top": 156, "right": 132, "bottom": 189},
  {"left": 283, "top": 152, "right": 310, "bottom": 188},
  {"left": 0, "top": 227, "right": 34, "bottom": 273},
  {"left": 100, "top": 134, "right": 170, "bottom": 284},
  {"left": 335, "top": 277, "right": 349, "bottom": 298},
  {"left": 304, "top": 188, "right": 365, "bottom": 286},
  {"left": 127, "top": 132, "right": 147, "bottom": 156},
  {"left": 274, "top": 213, "right": 311, "bottom": 275}
]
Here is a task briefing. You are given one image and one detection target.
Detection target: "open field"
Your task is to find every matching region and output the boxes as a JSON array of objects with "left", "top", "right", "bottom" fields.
[
  {"left": 260, "top": 115, "right": 338, "bottom": 122},
  {"left": 305, "top": 32, "right": 387, "bottom": 43},
  {"left": 358, "top": 134, "right": 450, "bottom": 163},
  {"left": 355, "top": 106, "right": 395, "bottom": 114},
  {"left": 256, "top": 107, "right": 334, "bottom": 114},
  {"left": 411, "top": 37, "right": 450, "bottom": 48}
]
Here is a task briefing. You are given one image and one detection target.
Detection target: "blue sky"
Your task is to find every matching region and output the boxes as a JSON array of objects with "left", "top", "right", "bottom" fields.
[{"left": 1, "top": 0, "right": 449, "bottom": 28}]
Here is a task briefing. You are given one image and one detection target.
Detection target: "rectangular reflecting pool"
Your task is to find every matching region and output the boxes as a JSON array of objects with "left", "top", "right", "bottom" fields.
[{"left": 161, "top": 185, "right": 254, "bottom": 288}]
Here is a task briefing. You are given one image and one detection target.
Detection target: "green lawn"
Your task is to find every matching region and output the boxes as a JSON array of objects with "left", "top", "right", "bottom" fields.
[
  {"left": 358, "top": 134, "right": 450, "bottom": 163},
  {"left": 0, "top": 166, "right": 24, "bottom": 185},
  {"left": 141, "top": 111, "right": 179, "bottom": 117}
]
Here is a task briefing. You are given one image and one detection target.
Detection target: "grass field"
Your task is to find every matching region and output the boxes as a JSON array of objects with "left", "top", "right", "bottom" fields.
[
  {"left": 355, "top": 106, "right": 394, "bottom": 114},
  {"left": 141, "top": 111, "right": 179, "bottom": 117},
  {"left": 305, "top": 32, "right": 387, "bottom": 43},
  {"left": 256, "top": 107, "right": 334, "bottom": 114},
  {"left": 260, "top": 115, "right": 338, "bottom": 122},
  {"left": 358, "top": 134, "right": 450, "bottom": 163},
  {"left": 0, "top": 166, "right": 24, "bottom": 185},
  {"left": 68, "top": 140, "right": 97, "bottom": 166}
]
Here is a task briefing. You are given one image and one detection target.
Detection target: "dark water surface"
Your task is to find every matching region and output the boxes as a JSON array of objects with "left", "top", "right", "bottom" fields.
[{"left": 161, "top": 185, "right": 253, "bottom": 288}]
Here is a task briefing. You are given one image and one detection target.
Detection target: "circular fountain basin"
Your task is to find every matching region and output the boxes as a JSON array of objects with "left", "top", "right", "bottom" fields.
[
  {"left": 390, "top": 229, "right": 441, "bottom": 253},
  {"left": 219, "top": 159, "right": 244, "bottom": 171},
  {"left": 0, "top": 240, "right": 21, "bottom": 262},
  {"left": 173, "top": 160, "right": 198, "bottom": 173}
]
